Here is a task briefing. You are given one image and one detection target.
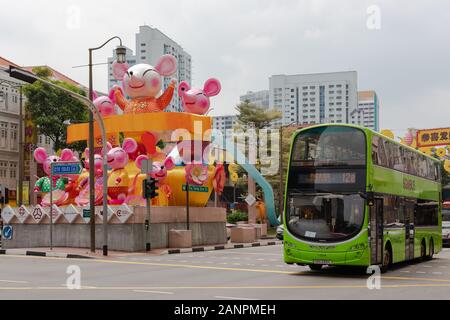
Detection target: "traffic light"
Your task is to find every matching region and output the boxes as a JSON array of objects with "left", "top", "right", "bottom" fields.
[
  {"left": 142, "top": 178, "right": 158, "bottom": 199},
  {"left": 4, "top": 188, "right": 8, "bottom": 204}
]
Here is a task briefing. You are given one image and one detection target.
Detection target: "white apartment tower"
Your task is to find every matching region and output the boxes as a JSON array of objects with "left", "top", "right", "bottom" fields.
[
  {"left": 269, "top": 71, "right": 358, "bottom": 126},
  {"left": 240, "top": 90, "right": 270, "bottom": 109},
  {"left": 351, "top": 91, "right": 380, "bottom": 131},
  {"left": 108, "top": 25, "right": 192, "bottom": 113},
  {"left": 212, "top": 115, "right": 238, "bottom": 132}
]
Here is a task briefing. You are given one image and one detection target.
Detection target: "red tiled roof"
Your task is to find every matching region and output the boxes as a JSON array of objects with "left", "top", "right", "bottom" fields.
[
  {"left": 0, "top": 56, "right": 20, "bottom": 68},
  {"left": 23, "top": 65, "right": 82, "bottom": 87}
]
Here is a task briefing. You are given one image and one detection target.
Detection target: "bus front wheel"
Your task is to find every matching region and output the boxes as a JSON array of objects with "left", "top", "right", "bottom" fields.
[
  {"left": 309, "top": 264, "right": 323, "bottom": 271},
  {"left": 381, "top": 245, "right": 392, "bottom": 273}
]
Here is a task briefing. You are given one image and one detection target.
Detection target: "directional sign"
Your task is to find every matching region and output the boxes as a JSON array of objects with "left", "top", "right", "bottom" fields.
[
  {"left": 51, "top": 162, "right": 83, "bottom": 175},
  {"left": 245, "top": 194, "right": 257, "bottom": 207},
  {"left": 2, "top": 225, "right": 13, "bottom": 240},
  {"left": 82, "top": 209, "right": 91, "bottom": 218}
]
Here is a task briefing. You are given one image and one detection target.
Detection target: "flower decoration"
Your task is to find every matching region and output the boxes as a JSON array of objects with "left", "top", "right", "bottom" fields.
[
  {"left": 444, "top": 160, "right": 450, "bottom": 173},
  {"left": 213, "top": 164, "right": 226, "bottom": 195},
  {"left": 436, "top": 148, "right": 447, "bottom": 158},
  {"left": 185, "top": 163, "right": 208, "bottom": 186}
]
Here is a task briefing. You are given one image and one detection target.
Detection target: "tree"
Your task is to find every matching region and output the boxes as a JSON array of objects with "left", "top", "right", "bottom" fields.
[
  {"left": 23, "top": 67, "right": 88, "bottom": 153},
  {"left": 236, "top": 100, "right": 282, "bottom": 130}
]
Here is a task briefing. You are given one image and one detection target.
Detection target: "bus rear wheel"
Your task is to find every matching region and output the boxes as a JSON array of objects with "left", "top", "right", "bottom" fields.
[
  {"left": 420, "top": 240, "right": 427, "bottom": 261},
  {"left": 309, "top": 264, "right": 323, "bottom": 271},
  {"left": 426, "top": 240, "right": 434, "bottom": 261}
]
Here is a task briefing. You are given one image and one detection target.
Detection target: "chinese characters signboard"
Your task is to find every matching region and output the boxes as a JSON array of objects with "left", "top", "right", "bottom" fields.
[{"left": 417, "top": 127, "right": 450, "bottom": 147}]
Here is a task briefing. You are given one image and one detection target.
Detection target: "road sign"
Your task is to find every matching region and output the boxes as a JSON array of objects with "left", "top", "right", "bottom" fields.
[
  {"left": 51, "top": 161, "right": 83, "bottom": 175},
  {"left": 245, "top": 194, "right": 257, "bottom": 207},
  {"left": 82, "top": 209, "right": 91, "bottom": 218},
  {"left": 2, "top": 225, "right": 13, "bottom": 240}
]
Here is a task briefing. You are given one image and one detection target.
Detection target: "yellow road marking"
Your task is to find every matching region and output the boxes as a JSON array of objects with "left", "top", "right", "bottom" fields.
[
  {"left": 2, "top": 255, "right": 450, "bottom": 284},
  {"left": 0, "top": 255, "right": 298, "bottom": 275}
]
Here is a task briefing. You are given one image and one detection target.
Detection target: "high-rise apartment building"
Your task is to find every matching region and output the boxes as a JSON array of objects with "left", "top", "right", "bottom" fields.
[
  {"left": 240, "top": 90, "right": 270, "bottom": 109},
  {"left": 108, "top": 25, "right": 192, "bottom": 113},
  {"left": 269, "top": 71, "right": 358, "bottom": 126},
  {"left": 212, "top": 115, "right": 238, "bottom": 132},
  {"left": 350, "top": 91, "right": 379, "bottom": 131}
]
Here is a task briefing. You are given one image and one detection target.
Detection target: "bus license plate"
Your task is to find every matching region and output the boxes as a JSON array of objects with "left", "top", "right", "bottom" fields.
[{"left": 313, "top": 260, "right": 331, "bottom": 265}]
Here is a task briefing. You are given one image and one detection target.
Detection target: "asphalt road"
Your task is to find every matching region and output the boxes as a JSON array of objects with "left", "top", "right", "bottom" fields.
[{"left": 1, "top": 245, "right": 450, "bottom": 300}]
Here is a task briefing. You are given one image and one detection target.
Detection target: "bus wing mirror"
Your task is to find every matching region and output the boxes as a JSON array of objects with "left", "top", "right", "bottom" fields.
[
  {"left": 367, "top": 192, "right": 375, "bottom": 207},
  {"left": 360, "top": 192, "right": 375, "bottom": 206}
]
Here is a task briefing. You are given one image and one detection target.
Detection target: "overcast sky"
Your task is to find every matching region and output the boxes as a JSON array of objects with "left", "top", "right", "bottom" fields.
[{"left": 1, "top": 0, "right": 449, "bottom": 136}]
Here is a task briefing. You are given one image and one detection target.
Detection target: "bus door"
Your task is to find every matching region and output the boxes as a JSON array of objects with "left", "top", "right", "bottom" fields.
[
  {"left": 405, "top": 201, "right": 415, "bottom": 260},
  {"left": 370, "top": 198, "right": 384, "bottom": 265}
]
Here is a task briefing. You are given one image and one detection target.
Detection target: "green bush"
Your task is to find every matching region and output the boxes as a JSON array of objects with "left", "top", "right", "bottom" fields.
[{"left": 227, "top": 211, "right": 248, "bottom": 224}]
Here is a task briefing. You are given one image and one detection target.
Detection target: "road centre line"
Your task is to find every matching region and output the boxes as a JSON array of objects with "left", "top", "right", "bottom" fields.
[
  {"left": 0, "top": 280, "right": 29, "bottom": 284},
  {"left": 3, "top": 255, "right": 450, "bottom": 282},
  {"left": 134, "top": 290, "right": 174, "bottom": 295}
]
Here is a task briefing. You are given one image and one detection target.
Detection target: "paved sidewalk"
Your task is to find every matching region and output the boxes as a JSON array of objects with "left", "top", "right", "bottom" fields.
[{"left": 0, "top": 238, "right": 282, "bottom": 260}]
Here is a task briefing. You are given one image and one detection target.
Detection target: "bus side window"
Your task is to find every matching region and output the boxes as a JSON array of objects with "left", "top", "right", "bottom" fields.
[
  {"left": 378, "top": 138, "right": 388, "bottom": 167},
  {"left": 371, "top": 136, "right": 379, "bottom": 165}
]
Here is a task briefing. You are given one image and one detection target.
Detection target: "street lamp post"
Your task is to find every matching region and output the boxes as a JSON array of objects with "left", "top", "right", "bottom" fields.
[
  {"left": 88, "top": 37, "right": 126, "bottom": 255},
  {"left": 5, "top": 66, "right": 110, "bottom": 256}
]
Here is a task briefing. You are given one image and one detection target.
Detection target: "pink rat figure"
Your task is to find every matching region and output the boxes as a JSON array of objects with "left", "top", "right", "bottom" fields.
[
  {"left": 132, "top": 155, "right": 176, "bottom": 202},
  {"left": 111, "top": 55, "right": 178, "bottom": 114},
  {"left": 75, "top": 148, "right": 104, "bottom": 207},
  {"left": 106, "top": 138, "right": 138, "bottom": 205},
  {"left": 33, "top": 148, "right": 77, "bottom": 206},
  {"left": 178, "top": 78, "right": 221, "bottom": 115},
  {"left": 92, "top": 89, "right": 119, "bottom": 117}
]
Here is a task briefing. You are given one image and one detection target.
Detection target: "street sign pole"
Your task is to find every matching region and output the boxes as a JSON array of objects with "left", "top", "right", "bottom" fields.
[
  {"left": 186, "top": 182, "right": 190, "bottom": 231},
  {"left": 50, "top": 162, "right": 53, "bottom": 250},
  {"left": 49, "top": 161, "right": 83, "bottom": 251}
]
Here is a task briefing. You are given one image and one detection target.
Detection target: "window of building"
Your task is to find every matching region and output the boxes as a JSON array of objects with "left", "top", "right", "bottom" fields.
[{"left": 9, "top": 162, "right": 17, "bottom": 179}]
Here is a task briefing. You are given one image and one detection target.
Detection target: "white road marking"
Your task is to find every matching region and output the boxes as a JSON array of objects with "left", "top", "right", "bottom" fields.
[
  {"left": 422, "top": 265, "right": 432, "bottom": 268},
  {"left": 134, "top": 290, "right": 174, "bottom": 295},
  {"left": 400, "top": 271, "right": 411, "bottom": 273},
  {"left": 0, "top": 280, "right": 29, "bottom": 284},
  {"left": 416, "top": 271, "right": 426, "bottom": 274},
  {"left": 432, "top": 272, "right": 443, "bottom": 275},
  {"left": 262, "top": 265, "right": 269, "bottom": 267},
  {"left": 215, "top": 296, "right": 258, "bottom": 301}
]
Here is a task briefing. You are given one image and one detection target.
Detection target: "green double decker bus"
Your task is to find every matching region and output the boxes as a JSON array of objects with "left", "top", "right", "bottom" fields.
[{"left": 284, "top": 124, "right": 442, "bottom": 272}]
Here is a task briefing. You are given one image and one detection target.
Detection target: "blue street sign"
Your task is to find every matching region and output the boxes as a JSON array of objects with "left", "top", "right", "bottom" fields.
[
  {"left": 2, "top": 225, "right": 13, "bottom": 240},
  {"left": 51, "top": 162, "right": 82, "bottom": 175}
]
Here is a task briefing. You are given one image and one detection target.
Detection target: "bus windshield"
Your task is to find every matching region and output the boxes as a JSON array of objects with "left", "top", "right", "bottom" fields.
[
  {"left": 291, "top": 126, "right": 366, "bottom": 166},
  {"left": 287, "top": 193, "right": 365, "bottom": 242}
]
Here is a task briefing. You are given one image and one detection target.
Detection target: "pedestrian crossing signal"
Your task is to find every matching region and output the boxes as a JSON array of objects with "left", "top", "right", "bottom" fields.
[{"left": 143, "top": 178, "right": 158, "bottom": 199}]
